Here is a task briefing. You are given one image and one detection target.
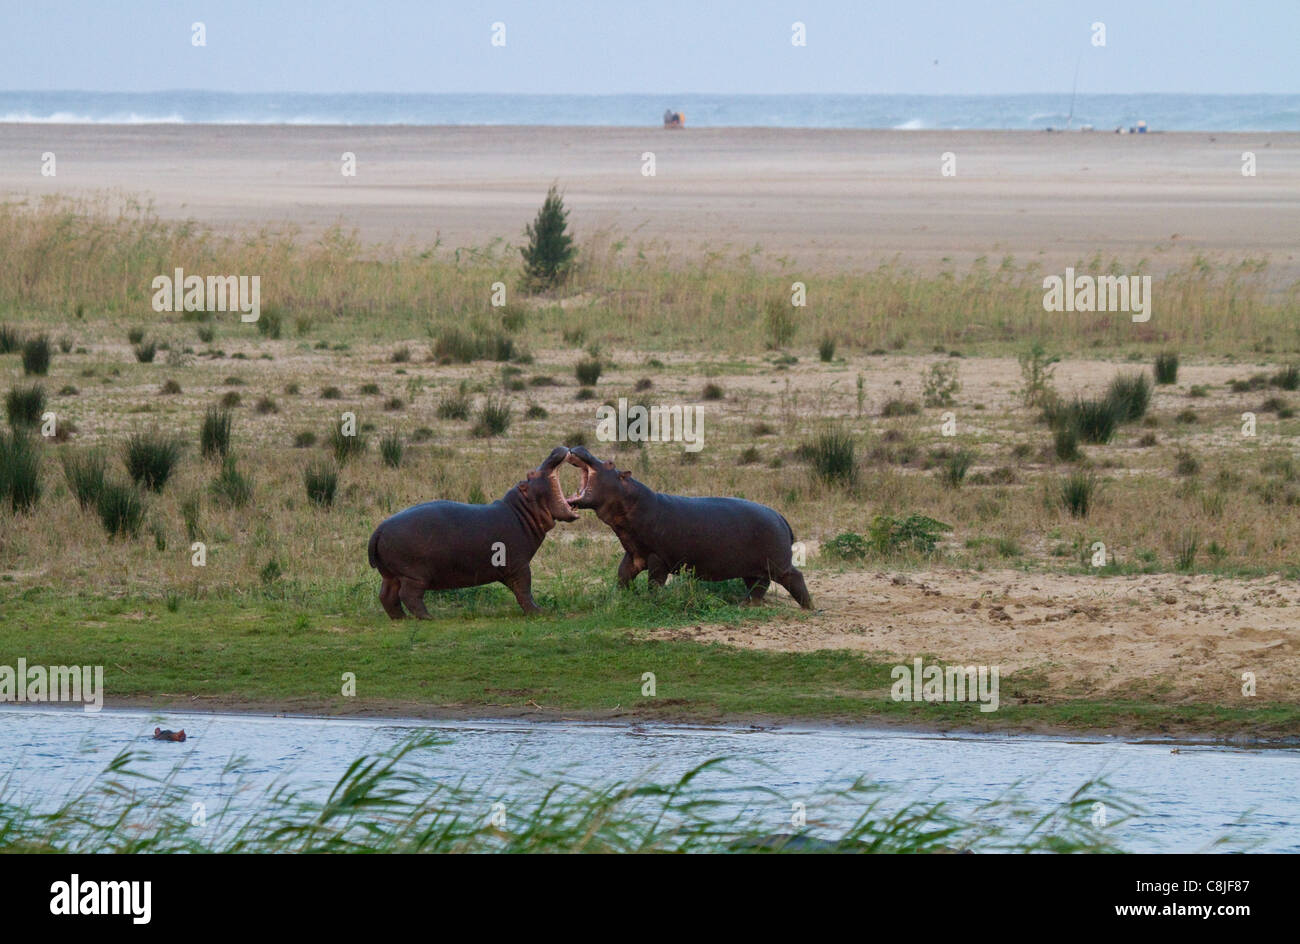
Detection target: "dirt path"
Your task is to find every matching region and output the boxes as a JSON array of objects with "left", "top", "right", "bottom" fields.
[{"left": 652, "top": 569, "right": 1300, "bottom": 703}]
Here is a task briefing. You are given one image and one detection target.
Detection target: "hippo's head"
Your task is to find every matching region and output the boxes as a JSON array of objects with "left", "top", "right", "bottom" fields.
[
  {"left": 564, "top": 446, "right": 642, "bottom": 522},
  {"left": 515, "top": 446, "right": 580, "bottom": 525}
]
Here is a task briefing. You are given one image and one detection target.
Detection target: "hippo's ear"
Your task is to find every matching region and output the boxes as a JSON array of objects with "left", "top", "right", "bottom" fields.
[
  {"left": 619, "top": 470, "right": 632, "bottom": 482},
  {"left": 526, "top": 468, "right": 540, "bottom": 479},
  {"left": 604, "top": 460, "right": 616, "bottom": 470},
  {"left": 154, "top": 727, "right": 161, "bottom": 735},
  {"left": 517, "top": 481, "right": 530, "bottom": 496}
]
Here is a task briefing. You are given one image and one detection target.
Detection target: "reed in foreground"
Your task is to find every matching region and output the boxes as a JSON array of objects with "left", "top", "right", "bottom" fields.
[{"left": 0, "top": 736, "right": 1149, "bottom": 854}]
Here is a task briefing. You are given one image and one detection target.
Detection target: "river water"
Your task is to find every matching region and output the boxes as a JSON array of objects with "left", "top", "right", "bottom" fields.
[{"left": 2, "top": 707, "right": 1296, "bottom": 852}]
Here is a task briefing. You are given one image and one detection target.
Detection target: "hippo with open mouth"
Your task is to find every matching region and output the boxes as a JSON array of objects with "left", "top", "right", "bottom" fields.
[
  {"left": 564, "top": 446, "right": 812, "bottom": 608},
  {"left": 367, "top": 446, "right": 578, "bottom": 616}
]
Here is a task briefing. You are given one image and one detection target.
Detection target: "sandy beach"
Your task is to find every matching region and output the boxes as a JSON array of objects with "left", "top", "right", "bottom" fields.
[{"left": 3, "top": 124, "right": 1298, "bottom": 276}]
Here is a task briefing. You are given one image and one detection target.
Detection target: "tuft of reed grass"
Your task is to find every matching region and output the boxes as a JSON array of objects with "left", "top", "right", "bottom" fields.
[
  {"left": 1056, "top": 470, "right": 1099, "bottom": 518},
  {"left": 806, "top": 425, "right": 857, "bottom": 487},
  {"left": 4, "top": 383, "right": 45, "bottom": 429},
  {"left": 575, "top": 358, "right": 602, "bottom": 386},
  {"left": 1105, "top": 372, "right": 1152, "bottom": 422},
  {"left": 60, "top": 448, "right": 106, "bottom": 510},
  {"left": 209, "top": 455, "right": 254, "bottom": 508},
  {"left": 21, "top": 335, "right": 51, "bottom": 375},
  {"left": 938, "top": 448, "right": 975, "bottom": 488},
  {"left": 473, "top": 396, "right": 512, "bottom": 438},
  {"left": 200, "top": 407, "right": 233, "bottom": 460},
  {"left": 436, "top": 386, "right": 471, "bottom": 420},
  {"left": 133, "top": 339, "right": 157, "bottom": 363},
  {"left": 304, "top": 461, "right": 338, "bottom": 507},
  {"left": 380, "top": 433, "right": 404, "bottom": 468},
  {"left": 0, "top": 430, "right": 42, "bottom": 513},
  {"left": 328, "top": 425, "right": 367, "bottom": 464},
  {"left": 95, "top": 482, "right": 144, "bottom": 538},
  {"left": 1153, "top": 351, "right": 1179, "bottom": 385}
]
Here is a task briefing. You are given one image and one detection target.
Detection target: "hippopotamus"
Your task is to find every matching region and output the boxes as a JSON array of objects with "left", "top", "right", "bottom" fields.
[
  {"left": 153, "top": 727, "right": 186, "bottom": 742},
  {"left": 367, "top": 446, "right": 578, "bottom": 617},
  {"left": 563, "top": 446, "right": 812, "bottom": 608}
]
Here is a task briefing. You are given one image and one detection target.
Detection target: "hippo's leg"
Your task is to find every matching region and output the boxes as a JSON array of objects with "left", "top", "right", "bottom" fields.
[
  {"left": 742, "top": 577, "right": 770, "bottom": 605},
  {"left": 646, "top": 555, "right": 669, "bottom": 587},
  {"left": 777, "top": 569, "right": 814, "bottom": 610},
  {"left": 379, "top": 576, "right": 405, "bottom": 620},
  {"left": 504, "top": 570, "right": 542, "bottom": 614},
  {"left": 617, "top": 551, "right": 646, "bottom": 588},
  {"left": 397, "top": 578, "right": 433, "bottom": 619}
]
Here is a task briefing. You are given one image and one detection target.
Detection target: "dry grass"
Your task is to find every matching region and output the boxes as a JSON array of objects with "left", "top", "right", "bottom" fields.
[{"left": 1, "top": 197, "right": 1299, "bottom": 599}]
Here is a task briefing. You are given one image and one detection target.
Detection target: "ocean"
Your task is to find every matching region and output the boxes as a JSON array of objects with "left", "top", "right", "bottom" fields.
[{"left": 2, "top": 91, "right": 1297, "bottom": 131}]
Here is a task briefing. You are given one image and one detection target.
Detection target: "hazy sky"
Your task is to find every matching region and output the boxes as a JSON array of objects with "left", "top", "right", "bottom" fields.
[{"left": 2, "top": 1, "right": 1296, "bottom": 95}]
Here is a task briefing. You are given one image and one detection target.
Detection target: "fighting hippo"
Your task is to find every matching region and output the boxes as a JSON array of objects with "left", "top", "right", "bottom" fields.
[
  {"left": 368, "top": 446, "right": 578, "bottom": 617},
  {"left": 564, "top": 446, "right": 812, "bottom": 609},
  {"left": 153, "top": 727, "right": 186, "bottom": 742}
]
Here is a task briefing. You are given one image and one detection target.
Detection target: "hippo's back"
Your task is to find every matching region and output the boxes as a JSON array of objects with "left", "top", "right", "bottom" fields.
[{"left": 643, "top": 493, "right": 795, "bottom": 578}]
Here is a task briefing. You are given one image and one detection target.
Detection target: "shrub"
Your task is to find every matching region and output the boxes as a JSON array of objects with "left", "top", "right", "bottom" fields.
[
  {"left": 702, "top": 383, "right": 724, "bottom": 401},
  {"left": 21, "top": 335, "right": 51, "bottom": 376},
  {"left": 520, "top": 185, "right": 577, "bottom": 289},
  {"left": 431, "top": 328, "right": 480, "bottom": 364},
  {"left": 1174, "top": 530, "right": 1199, "bottom": 572},
  {"left": 0, "top": 430, "right": 41, "bottom": 513},
  {"left": 1174, "top": 450, "right": 1199, "bottom": 477},
  {"left": 807, "top": 426, "right": 857, "bottom": 487},
  {"left": 200, "top": 407, "right": 233, "bottom": 460},
  {"left": 380, "top": 434, "right": 404, "bottom": 468},
  {"left": 293, "top": 431, "right": 317, "bottom": 448},
  {"left": 304, "top": 462, "right": 338, "bottom": 507},
  {"left": 96, "top": 483, "right": 144, "bottom": 538},
  {"left": 255, "top": 397, "right": 278, "bottom": 415},
  {"left": 1057, "top": 471, "right": 1098, "bottom": 518},
  {"left": 880, "top": 398, "right": 921, "bottom": 418},
  {"left": 159, "top": 379, "right": 183, "bottom": 395},
  {"left": 473, "top": 396, "right": 512, "bottom": 438},
  {"left": 123, "top": 433, "right": 182, "bottom": 492},
  {"left": 5, "top": 384, "right": 45, "bottom": 429},
  {"left": 868, "top": 514, "right": 950, "bottom": 555},
  {"left": 1153, "top": 351, "right": 1179, "bottom": 385},
  {"left": 1105, "top": 373, "right": 1151, "bottom": 421},
  {"left": 197, "top": 323, "right": 216, "bottom": 344},
  {"left": 922, "top": 362, "right": 960, "bottom": 407},
  {"left": 61, "top": 448, "right": 106, "bottom": 510},
  {"left": 134, "top": 340, "right": 157, "bottom": 363},
  {"left": 823, "top": 531, "right": 870, "bottom": 561},
  {"left": 1017, "top": 342, "right": 1059, "bottom": 406},
  {"left": 575, "top": 359, "right": 602, "bottom": 386},
  {"left": 209, "top": 455, "right": 253, "bottom": 508},
  {"left": 763, "top": 298, "right": 797, "bottom": 349},
  {"left": 256, "top": 307, "right": 282, "bottom": 339},
  {"left": 321, "top": 386, "right": 343, "bottom": 400},
  {"left": 1060, "top": 397, "right": 1120, "bottom": 444},
  {"left": 127, "top": 327, "right": 145, "bottom": 345},
  {"left": 818, "top": 335, "right": 836, "bottom": 362}
]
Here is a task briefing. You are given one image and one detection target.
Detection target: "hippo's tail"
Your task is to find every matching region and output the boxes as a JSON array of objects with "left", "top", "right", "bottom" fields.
[{"left": 367, "top": 528, "right": 384, "bottom": 572}]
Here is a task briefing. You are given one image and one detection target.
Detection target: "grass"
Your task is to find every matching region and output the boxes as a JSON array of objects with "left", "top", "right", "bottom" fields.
[
  {"left": 1153, "top": 351, "right": 1179, "bottom": 385},
  {"left": 0, "top": 731, "right": 1149, "bottom": 853},
  {"left": 0, "top": 430, "right": 42, "bottom": 512},
  {"left": 123, "top": 433, "right": 183, "bottom": 492},
  {"left": 60, "top": 448, "right": 107, "bottom": 509},
  {"left": 380, "top": 433, "right": 404, "bottom": 468},
  {"left": 4, "top": 383, "right": 45, "bottom": 429},
  {"left": 209, "top": 455, "right": 254, "bottom": 508},
  {"left": 806, "top": 426, "right": 857, "bottom": 487},
  {"left": 95, "top": 482, "right": 145, "bottom": 538},
  {"left": 473, "top": 396, "right": 512, "bottom": 438},
  {"left": 1105, "top": 372, "right": 1152, "bottom": 422},
  {"left": 200, "top": 406, "right": 233, "bottom": 459},
  {"left": 1057, "top": 471, "right": 1099, "bottom": 518},
  {"left": 21, "top": 335, "right": 51, "bottom": 375},
  {"left": 304, "top": 461, "right": 338, "bottom": 507},
  {"left": 575, "top": 358, "right": 602, "bottom": 386}
]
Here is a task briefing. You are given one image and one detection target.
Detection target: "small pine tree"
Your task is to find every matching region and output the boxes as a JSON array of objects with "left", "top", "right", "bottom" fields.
[{"left": 521, "top": 185, "right": 576, "bottom": 290}]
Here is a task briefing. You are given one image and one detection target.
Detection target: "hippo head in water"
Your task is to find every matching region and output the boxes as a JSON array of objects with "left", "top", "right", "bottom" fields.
[
  {"left": 518, "top": 446, "right": 581, "bottom": 526},
  {"left": 563, "top": 446, "right": 643, "bottom": 524}
]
